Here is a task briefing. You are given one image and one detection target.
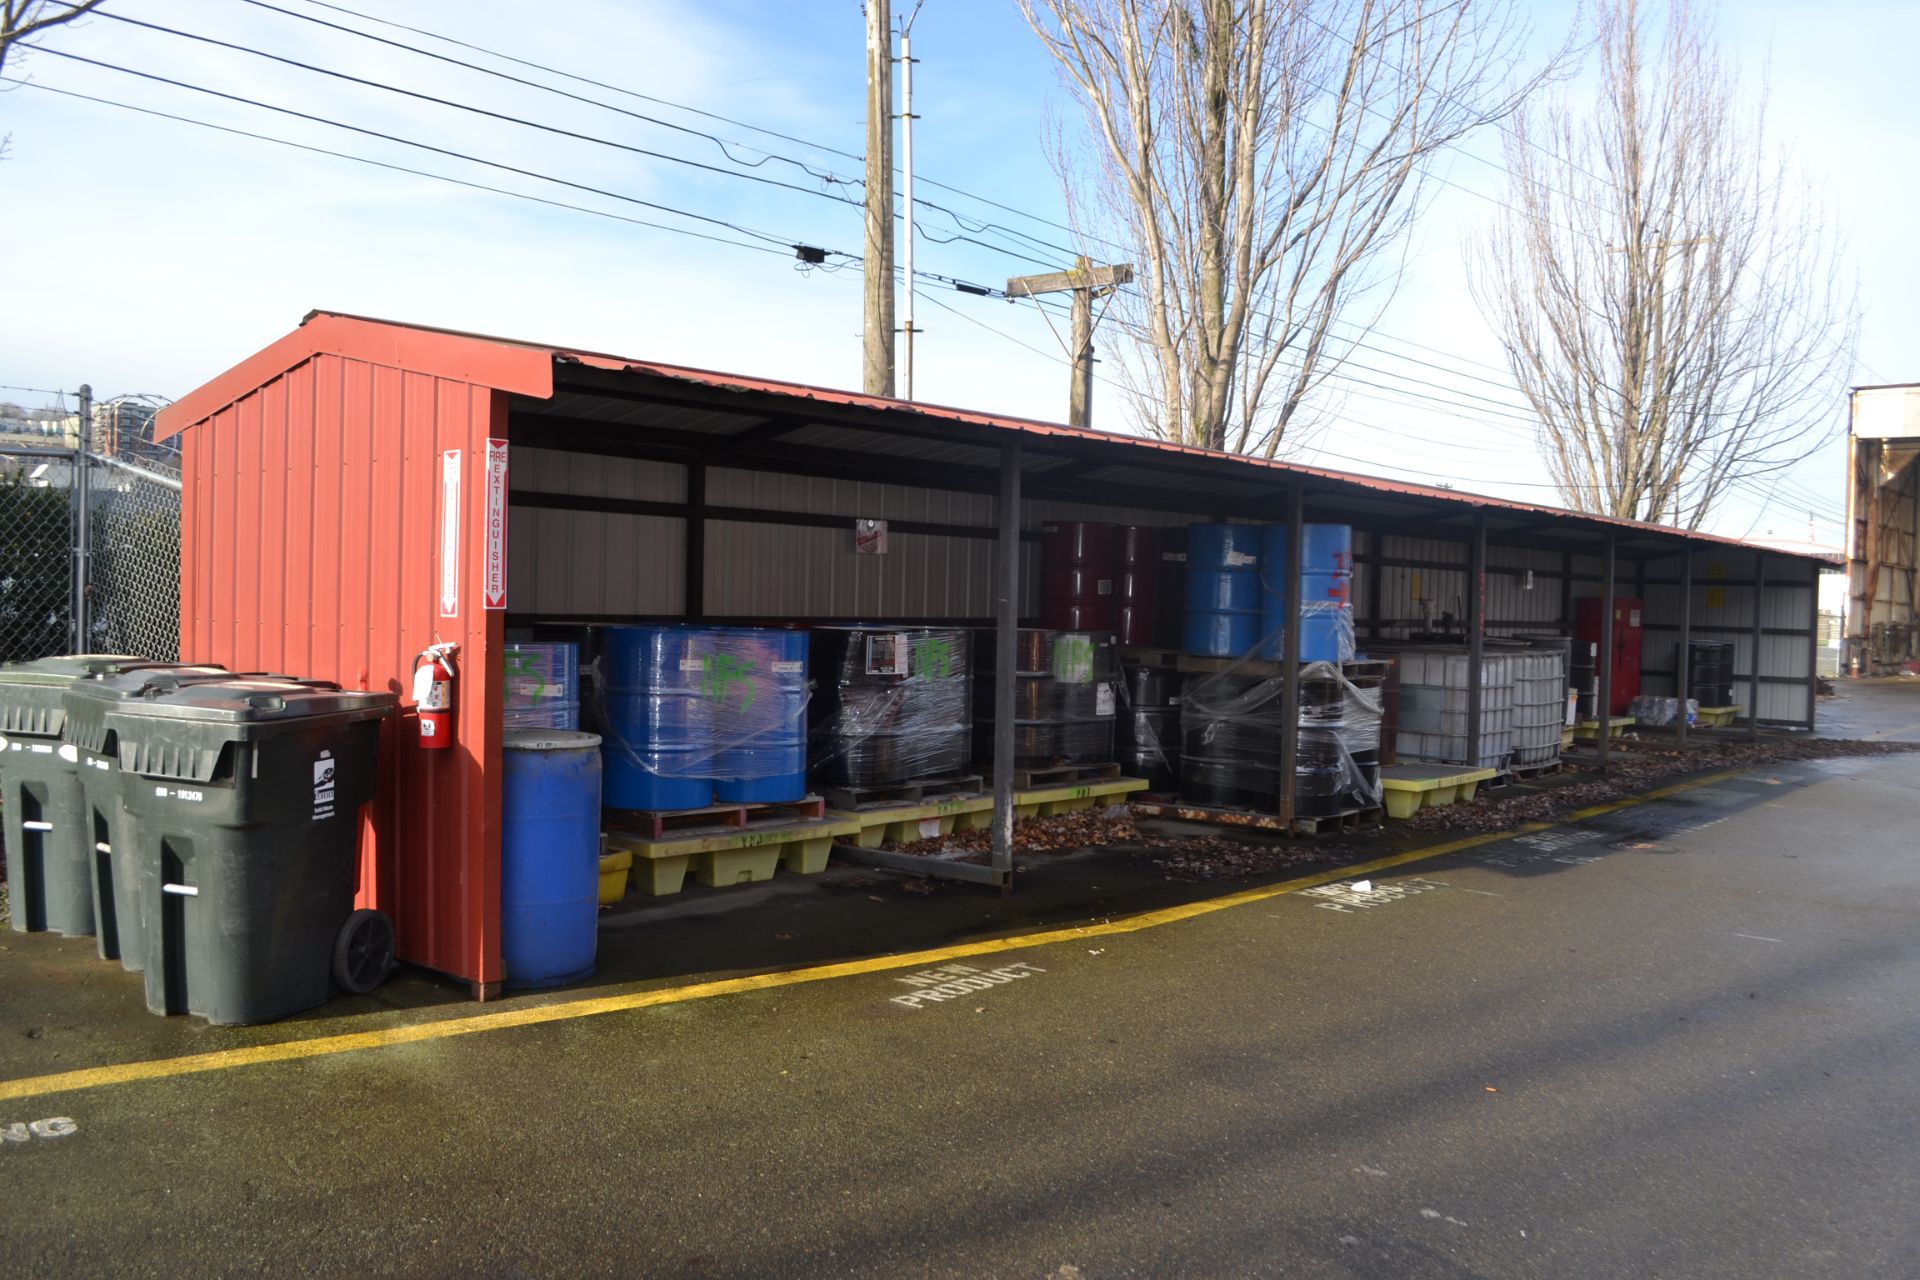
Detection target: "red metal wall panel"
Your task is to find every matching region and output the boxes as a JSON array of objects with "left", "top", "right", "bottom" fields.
[{"left": 178, "top": 353, "right": 508, "bottom": 990}]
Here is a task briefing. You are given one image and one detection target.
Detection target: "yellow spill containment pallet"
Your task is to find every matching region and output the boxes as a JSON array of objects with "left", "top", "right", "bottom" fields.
[
  {"left": 831, "top": 793, "right": 998, "bottom": 849},
  {"left": 1574, "top": 716, "right": 1636, "bottom": 740},
  {"left": 1695, "top": 704, "right": 1743, "bottom": 728},
  {"left": 1011, "top": 776, "right": 1150, "bottom": 820},
  {"left": 1378, "top": 765, "right": 1499, "bottom": 820},
  {"left": 605, "top": 816, "right": 865, "bottom": 897}
]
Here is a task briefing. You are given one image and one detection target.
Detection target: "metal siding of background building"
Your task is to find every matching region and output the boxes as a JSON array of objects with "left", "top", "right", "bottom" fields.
[{"left": 179, "top": 353, "right": 506, "bottom": 989}]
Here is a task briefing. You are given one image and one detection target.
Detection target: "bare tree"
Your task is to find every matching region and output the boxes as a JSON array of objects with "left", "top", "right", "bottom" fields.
[
  {"left": 1, "top": 1, "right": 105, "bottom": 77},
  {"left": 2, "top": 0, "right": 108, "bottom": 160},
  {"left": 1470, "top": 0, "right": 1855, "bottom": 529},
  {"left": 1018, "top": 0, "right": 1559, "bottom": 456}
]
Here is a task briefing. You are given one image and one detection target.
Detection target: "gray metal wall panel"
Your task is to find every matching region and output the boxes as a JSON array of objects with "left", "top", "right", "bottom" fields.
[
  {"left": 708, "top": 469, "right": 996, "bottom": 527},
  {"left": 512, "top": 446, "right": 684, "bottom": 502},
  {"left": 700, "top": 520, "right": 995, "bottom": 619},
  {"left": 507, "top": 507, "right": 683, "bottom": 616}
]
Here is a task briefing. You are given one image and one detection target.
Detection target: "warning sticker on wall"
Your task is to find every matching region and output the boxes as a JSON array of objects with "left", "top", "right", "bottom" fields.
[{"left": 483, "top": 438, "right": 509, "bottom": 610}]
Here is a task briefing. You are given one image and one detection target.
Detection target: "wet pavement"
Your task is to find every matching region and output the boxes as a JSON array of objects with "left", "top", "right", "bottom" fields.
[{"left": 2, "top": 746, "right": 1918, "bottom": 1277}]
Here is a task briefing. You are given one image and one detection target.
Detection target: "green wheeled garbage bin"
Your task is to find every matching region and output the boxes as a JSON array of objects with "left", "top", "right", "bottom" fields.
[
  {"left": 62, "top": 665, "right": 245, "bottom": 968},
  {"left": 109, "top": 679, "right": 397, "bottom": 1025},
  {"left": 0, "top": 654, "right": 159, "bottom": 936}
]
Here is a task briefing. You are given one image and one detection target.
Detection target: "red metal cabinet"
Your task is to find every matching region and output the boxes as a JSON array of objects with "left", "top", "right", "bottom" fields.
[{"left": 1575, "top": 596, "right": 1643, "bottom": 716}]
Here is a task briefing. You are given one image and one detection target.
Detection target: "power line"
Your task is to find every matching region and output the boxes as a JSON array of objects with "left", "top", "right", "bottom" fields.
[
  {"left": 269, "top": 0, "right": 1102, "bottom": 254},
  {"left": 3, "top": 78, "right": 812, "bottom": 263},
  {"left": 80, "top": 9, "right": 872, "bottom": 212},
  {"left": 240, "top": 0, "right": 1556, "bottom": 393},
  {"left": 26, "top": 49, "right": 835, "bottom": 257}
]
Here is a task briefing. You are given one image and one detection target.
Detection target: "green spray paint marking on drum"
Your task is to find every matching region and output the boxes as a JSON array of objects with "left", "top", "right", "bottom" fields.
[
  {"left": 1052, "top": 634, "right": 1097, "bottom": 683},
  {"left": 702, "top": 652, "right": 759, "bottom": 713},
  {"left": 912, "top": 634, "right": 956, "bottom": 679}
]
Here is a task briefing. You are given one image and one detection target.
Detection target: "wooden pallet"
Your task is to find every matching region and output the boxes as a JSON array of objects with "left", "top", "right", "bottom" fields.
[
  {"left": 604, "top": 795, "right": 828, "bottom": 841},
  {"left": 819, "top": 773, "right": 984, "bottom": 811},
  {"left": 1174, "top": 653, "right": 1387, "bottom": 679},
  {"left": 1129, "top": 796, "right": 1381, "bottom": 838},
  {"left": 1118, "top": 645, "right": 1183, "bottom": 667},
  {"left": 1378, "top": 765, "right": 1499, "bottom": 819},
  {"left": 1504, "top": 758, "right": 1565, "bottom": 782},
  {"left": 1574, "top": 716, "right": 1636, "bottom": 741},
  {"left": 991, "top": 760, "right": 1122, "bottom": 790},
  {"left": 604, "top": 815, "right": 863, "bottom": 896}
]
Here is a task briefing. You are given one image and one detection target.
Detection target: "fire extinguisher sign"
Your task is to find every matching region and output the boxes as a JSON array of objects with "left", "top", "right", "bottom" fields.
[
  {"left": 484, "top": 438, "right": 509, "bottom": 610},
  {"left": 439, "top": 450, "right": 461, "bottom": 618}
]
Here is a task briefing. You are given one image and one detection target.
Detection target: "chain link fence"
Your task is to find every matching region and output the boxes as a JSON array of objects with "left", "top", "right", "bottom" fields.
[
  {"left": 0, "top": 445, "right": 180, "bottom": 664},
  {"left": 88, "top": 453, "right": 181, "bottom": 661}
]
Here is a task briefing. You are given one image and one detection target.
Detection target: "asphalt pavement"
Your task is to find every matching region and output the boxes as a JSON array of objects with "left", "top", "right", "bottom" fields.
[{"left": 2, "top": 709, "right": 1918, "bottom": 1277}]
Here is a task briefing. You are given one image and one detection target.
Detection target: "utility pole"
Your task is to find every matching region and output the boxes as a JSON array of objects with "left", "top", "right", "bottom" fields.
[
  {"left": 896, "top": 12, "right": 920, "bottom": 399},
  {"left": 73, "top": 382, "right": 92, "bottom": 652},
  {"left": 862, "top": 0, "right": 896, "bottom": 398},
  {"left": 1007, "top": 257, "right": 1134, "bottom": 429}
]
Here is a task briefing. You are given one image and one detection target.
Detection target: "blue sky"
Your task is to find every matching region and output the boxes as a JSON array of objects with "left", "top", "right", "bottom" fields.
[{"left": 1, "top": 0, "right": 1908, "bottom": 548}]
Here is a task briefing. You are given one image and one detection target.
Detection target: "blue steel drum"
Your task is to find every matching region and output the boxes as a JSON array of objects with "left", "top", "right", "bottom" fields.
[
  {"left": 501, "top": 729, "right": 602, "bottom": 989},
  {"left": 1259, "top": 523, "right": 1355, "bottom": 662},
  {"left": 1183, "top": 523, "right": 1265, "bottom": 657},
  {"left": 711, "top": 628, "right": 809, "bottom": 804},
  {"left": 1182, "top": 610, "right": 1260, "bottom": 657},
  {"left": 601, "top": 626, "right": 714, "bottom": 810}
]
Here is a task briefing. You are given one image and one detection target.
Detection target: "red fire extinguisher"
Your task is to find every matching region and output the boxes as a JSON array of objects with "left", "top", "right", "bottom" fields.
[{"left": 412, "top": 642, "right": 460, "bottom": 750}]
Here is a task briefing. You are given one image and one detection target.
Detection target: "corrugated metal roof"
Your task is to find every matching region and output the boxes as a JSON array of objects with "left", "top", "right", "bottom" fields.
[{"left": 157, "top": 309, "right": 1828, "bottom": 566}]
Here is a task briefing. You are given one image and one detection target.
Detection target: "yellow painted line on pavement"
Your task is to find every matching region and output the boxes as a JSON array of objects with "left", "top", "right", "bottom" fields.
[{"left": 0, "top": 768, "right": 1750, "bottom": 1104}]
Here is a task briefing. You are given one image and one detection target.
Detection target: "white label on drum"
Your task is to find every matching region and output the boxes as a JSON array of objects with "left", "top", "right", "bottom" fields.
[
  {"left": 772, "top": 661, "right": 803, "bottom": 674},
  {"left": 679, "top": 658, "right": 704, "bottom": 672},
  {"left": 1225, "top": 550, "right": 1256, "bottom": 567},
  {"left": 1096, "top": 683, "right": 1115, "bottom": 716}
]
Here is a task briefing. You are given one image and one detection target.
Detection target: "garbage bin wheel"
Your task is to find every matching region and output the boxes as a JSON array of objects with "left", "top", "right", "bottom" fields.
[{"left": 333, "top": 909, "right": 395, "bottom": 995}]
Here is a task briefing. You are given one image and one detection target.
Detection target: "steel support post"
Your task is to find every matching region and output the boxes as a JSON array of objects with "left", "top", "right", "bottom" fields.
[
  {"left": 684, "top": 459, "right": 706, "bottom": 619},
  {"left": 1277, "top": 486, "right": 1304, "bottom": 823},
  {"left": 1749, "top": 553, "right": 1766, "bottom": 739},
  {"left": 1467, "top": 512, "right": 1486, "bottom": 769},
  {"left": 990, "top": 441, "right": 1022, "bottom": 888},
  {"left": 1805, "top": 562, "right": 1820, "bottom": 731},
  {"left": 1598, "top": 533, "right": 1617, "bottom": 769},
  {"left": 1677, "top": 545, "right": 1692, "bottom": 746}
]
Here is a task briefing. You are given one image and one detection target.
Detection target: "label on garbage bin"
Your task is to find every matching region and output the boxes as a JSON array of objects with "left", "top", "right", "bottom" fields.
[{"left": 313, "top": 752, "right": 337, "bottom": 822}]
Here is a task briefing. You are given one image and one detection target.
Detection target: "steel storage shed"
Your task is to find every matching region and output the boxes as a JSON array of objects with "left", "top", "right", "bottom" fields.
[{"left": 155, "top": 312, "right": 1830, "bottom": 997}]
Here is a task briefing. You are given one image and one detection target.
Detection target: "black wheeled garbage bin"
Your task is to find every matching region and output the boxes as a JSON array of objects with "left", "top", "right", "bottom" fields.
[
  {"left": 62, "top": 665, "right": 250, "bottom": 968},
  {"left": 109, "top": 679, "right": 396, "bottom": 1025},
  {"left": 0, "top": 654, "right": 159, "bottom": 936}
]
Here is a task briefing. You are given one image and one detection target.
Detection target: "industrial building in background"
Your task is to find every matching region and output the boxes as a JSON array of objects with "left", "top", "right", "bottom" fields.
[{"left": 1846, "top": 383, "right": 1920, "bottom": 672}]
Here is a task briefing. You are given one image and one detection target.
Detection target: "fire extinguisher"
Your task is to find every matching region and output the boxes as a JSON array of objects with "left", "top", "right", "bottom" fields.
[{"left": 412, "top": 642, "right": 460, "bottom": 750}]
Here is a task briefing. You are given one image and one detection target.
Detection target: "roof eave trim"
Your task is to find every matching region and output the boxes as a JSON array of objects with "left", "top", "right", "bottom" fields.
[{"left": 154, "top": 312, "right": 556, "bottom": 441}]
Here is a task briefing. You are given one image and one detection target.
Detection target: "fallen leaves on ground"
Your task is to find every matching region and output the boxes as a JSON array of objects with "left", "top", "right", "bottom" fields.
[{"left": 887, "top": 804, "right": 1341, "bottom": 882}]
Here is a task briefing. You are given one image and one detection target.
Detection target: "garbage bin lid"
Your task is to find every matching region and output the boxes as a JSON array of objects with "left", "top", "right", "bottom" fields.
[
  {"left": 107, "top": 679, "right": 396, "bottom": 725},
  {"left": 61, "top": 667, "right": 326, "bottom": 753},
  {"left": 63, "top": 666, "right": 327, "bottom": 707},
  {"left": 504, "top": 728, "right": 603, "bottom": 752},
  {"left": 0, "top": 654, "right": 164, "bottom": 687}
]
